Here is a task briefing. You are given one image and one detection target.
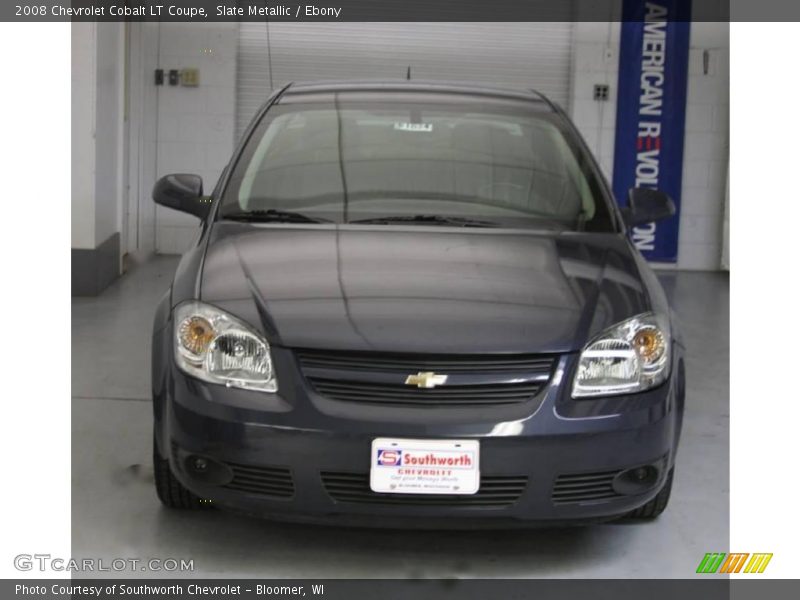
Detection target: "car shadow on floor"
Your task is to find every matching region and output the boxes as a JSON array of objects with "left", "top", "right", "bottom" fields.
[{"left": 150, "top": 509, "right": 605, "bottom": 578}]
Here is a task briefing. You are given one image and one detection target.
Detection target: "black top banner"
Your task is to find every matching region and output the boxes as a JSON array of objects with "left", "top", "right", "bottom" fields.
[{"left": 0, "top": 0, "right": 776, "bottom": 23}]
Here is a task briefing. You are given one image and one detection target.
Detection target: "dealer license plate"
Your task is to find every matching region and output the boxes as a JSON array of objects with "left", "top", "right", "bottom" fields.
[{"left": 370, "top": 438, "right": 480, "bottom": 494}]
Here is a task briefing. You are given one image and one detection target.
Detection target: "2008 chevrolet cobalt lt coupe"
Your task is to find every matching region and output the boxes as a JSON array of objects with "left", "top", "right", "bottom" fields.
[{"left": 151, "top": 81, "right": 685, "bottom": 528}]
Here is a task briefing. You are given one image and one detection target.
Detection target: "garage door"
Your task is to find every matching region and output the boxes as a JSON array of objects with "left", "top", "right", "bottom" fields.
[{"left": 236, "top": 23, "right": 574, "bottom": 140}]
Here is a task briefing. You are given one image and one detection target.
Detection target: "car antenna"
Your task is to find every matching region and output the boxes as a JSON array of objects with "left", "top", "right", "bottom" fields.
[{"left": 406, "top": 66, "right": 411, "bottom": 80}]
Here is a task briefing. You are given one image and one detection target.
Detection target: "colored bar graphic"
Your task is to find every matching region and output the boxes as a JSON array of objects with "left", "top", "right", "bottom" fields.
[
  {"left": 744, "top": 553, "right": 773, "bottom": 574},
  {"left": 697, "top": 553, "right": 726, "bottom": 574},
  {"left": 696, "top": 552, "right": 773, "bottom": 574},
  {"left": 719, "top": 553, "right": 749, "bottom": 574}
]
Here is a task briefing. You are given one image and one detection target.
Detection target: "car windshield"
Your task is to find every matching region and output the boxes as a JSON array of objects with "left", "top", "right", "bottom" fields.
[{"left": 219, "top": 91, "right": 615, "bottom": 231}]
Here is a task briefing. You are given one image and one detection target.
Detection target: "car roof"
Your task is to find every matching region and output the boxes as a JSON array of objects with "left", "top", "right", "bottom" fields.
[{"left": 276, "top": 80, "right": 558, "bottom": 110}]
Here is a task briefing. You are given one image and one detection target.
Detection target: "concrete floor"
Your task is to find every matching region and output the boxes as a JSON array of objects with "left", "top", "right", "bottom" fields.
[{"left": 71, "top": 256, "right": 729, "bottom": 578}]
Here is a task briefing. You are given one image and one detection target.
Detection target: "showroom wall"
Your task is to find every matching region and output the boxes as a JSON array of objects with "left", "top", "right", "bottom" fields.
[
  {"left": 124, "top": 22, "right": 159, "bottom": 261},
  {"left": 71, "top": 23, "right": 95, "bottom": 251},
  {"left": 71, "top": 22, "right": 126, "bottom": 295},
  {"left": 236, "top": 22, "right": 576, "bottom": 139},
  {"left": 570, "top": 21, "right": 729, "bottom": 270},
  {"left": 151, "top": 23, "right": 238, "bottom": 254}
]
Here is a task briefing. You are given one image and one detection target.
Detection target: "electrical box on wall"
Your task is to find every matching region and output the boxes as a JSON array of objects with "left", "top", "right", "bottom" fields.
[
  {"left": 180, "top": 68, "right": 200, "bottom": 87},
  {"left": 593, "top": 84, "right": 610, "bottom": 101}
]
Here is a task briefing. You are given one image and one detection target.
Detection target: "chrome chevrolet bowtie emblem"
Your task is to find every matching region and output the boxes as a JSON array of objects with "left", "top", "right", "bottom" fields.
[{"left": 405, "top": 372, "right": 448, "bottom": 389}]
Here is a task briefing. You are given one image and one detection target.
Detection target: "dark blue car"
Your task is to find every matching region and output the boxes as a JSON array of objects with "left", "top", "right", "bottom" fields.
[{"left": 151, "top": 81, "right": 685, "bottom": 527}]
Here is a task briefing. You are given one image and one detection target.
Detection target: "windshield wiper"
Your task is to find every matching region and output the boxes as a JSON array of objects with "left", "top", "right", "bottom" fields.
[
  {"left": 221, "top": 209, "right": 329, "bottom": 224},
  {"left": 349, "top": 214, "right": 498, "bottom": 228}
]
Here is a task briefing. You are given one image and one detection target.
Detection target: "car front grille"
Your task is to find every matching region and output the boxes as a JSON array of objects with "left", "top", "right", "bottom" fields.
[
  {"left": 295, "top": 348, "right": 556, "bottom": 374},
  {"left": 296, "top": 349, "right": 556, "bottom": 407},
  {"left": 310, "top": 379, "right": 545, "bottom": 406},
  {"left": 222, "top": 461, "right": 295, "bottom": 499},
  {"left": 321, "top": 471, "right": 528, "bottom": 508},
  {"left": 551, "top": 469, "right": 623, "bottom": 505}
]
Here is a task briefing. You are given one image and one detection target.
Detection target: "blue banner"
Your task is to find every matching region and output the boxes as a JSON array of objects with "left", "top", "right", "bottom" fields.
[{"left": 612, "top": 0, "right": 691, "bottom": 263}]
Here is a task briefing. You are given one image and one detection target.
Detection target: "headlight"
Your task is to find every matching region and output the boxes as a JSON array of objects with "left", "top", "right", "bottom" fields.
[
  {"left": 173, "top": 301, "right": 277, "bottom": 392},
  {"left": 572, "top": 313, "right": 670, "bottom": 398}
]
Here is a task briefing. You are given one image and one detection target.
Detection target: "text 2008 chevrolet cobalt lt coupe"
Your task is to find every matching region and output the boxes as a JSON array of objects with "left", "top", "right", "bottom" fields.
[{"left": 151, "top": 81, "right": 685, "bottom": 527}]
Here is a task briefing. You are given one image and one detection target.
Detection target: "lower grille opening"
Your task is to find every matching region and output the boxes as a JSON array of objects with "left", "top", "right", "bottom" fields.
[
  {"left": 222, "top": 461, "right": 295, "bottom": 499},
  {"left": 553, "top": 456, "right": 669, "bottom": 506},
  {"left": 321, "top": 471, "right": 527, "bottom": 508},
  {"left": 552, "top": 469, "right": 623, "bottom": 505}
]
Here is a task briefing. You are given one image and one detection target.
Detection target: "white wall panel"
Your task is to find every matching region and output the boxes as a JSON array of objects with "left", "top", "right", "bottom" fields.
[
  {"left": 71, "top": 22, "right": 125, "bottom": 251},
  {"left": 71, "top": 22, "right": 96, "bottom": 249},
  {"left": 152, "top": 23, "right": 238, "bottom": 254},
  {"left": 94, "top": 22, "right": 125, "bottom": 248},
  {"left": 125, "top": 22, "right": 159, "bottom": 257},
  {"left": 237, "top": 22, "right": 574, "bottom": 139}
]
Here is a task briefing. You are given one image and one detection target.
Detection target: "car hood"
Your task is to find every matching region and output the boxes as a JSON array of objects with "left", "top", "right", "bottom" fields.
[{"left": 199, "top": 223, "right": 651, "bottom": 354}]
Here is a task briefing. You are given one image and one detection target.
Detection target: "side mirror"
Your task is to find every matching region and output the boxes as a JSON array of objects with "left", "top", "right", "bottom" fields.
[
  {"left": 152, "top": 174, "right": 210, "bottom": 219},
  {"left": 622, "top": 187, "right": 676, "bottom": 227}
]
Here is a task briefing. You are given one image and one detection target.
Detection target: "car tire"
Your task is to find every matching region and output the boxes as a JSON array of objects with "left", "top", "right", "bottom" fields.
[
  {"left": 153, "top": 435, "right": 209, "bottom": 510},
  {"left": 621, "top": 468, "right": 673, "bottom": 520}
]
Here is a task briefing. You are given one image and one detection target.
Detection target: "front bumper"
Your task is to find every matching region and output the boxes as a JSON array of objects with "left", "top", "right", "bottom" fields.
[{"left": 154, "top": 348, "right": 682, "bottom": 528}]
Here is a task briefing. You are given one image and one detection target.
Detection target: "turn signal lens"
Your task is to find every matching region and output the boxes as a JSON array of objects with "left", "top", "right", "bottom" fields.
[
  {"left": 178, "top": 316, "right": 215, "bottom": 357},
  {"left": 633, "top": 327, "right": 665, "bottom": 363}
]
